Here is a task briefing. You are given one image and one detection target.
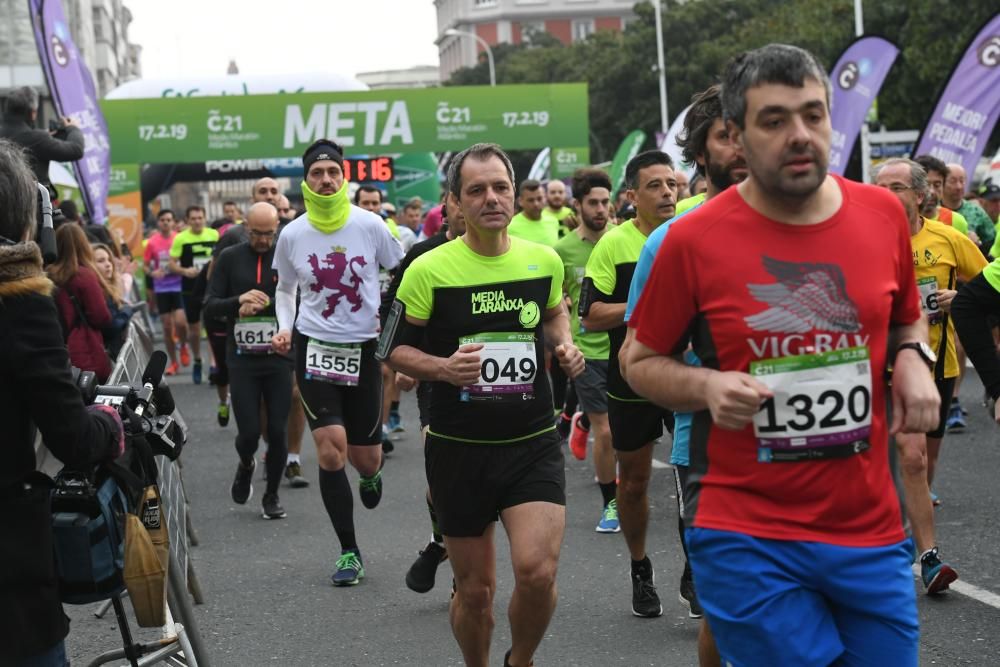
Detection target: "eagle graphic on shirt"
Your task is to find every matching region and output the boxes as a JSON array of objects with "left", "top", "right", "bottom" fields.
[{"left": 744, "top": 256, "right": 860, "bottom": 334}]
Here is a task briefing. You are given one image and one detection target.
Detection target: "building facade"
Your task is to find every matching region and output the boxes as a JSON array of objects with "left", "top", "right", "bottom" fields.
[
  {"left": 0, "top": 0, "right": 142, "bottom": 100},
  {"left": 436, "top": 0, "right": 638, "bottom": 81}
]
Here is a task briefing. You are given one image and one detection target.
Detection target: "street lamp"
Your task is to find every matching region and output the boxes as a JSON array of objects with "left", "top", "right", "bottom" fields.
[
  {"left": 652, "top": 0, "right": 669, "bottom": 134},
  {"left": 444, "top": 28, "right": 496, "bottom": 87}
]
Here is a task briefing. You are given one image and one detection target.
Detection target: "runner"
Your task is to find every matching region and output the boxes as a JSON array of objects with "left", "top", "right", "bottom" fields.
[
  {"left": 144, "top": 209, "right": 188, "bottom": 375},
  {"left": 204, "top": 202, "right": 291, "bottom": 519},
  {"left": 544, "top": 179, "right": 575, "bottom": 233},
  {"left": 874, "top": 157, "right": 985, "bottom": 593},
  {"left": 167, "top": 205, "right": 218, "bottom": 385},
  {"left": 626, "top": 44, "right": 939, "bottom": 665},
  {"left": 276, "top": 195, "right": 297, "bottom": 225},
  {"left": 212, "top": 177, "right": 310, "bottom": 487},
  {"left": 378, "top": 195, "right": 467, "bottom": 594},
  {"left": 620, "top": 85, "right": 747, "bottom": 667},
  {"left": 507, "top": 179, "right": 560, "bottom": 247},
  {"left": 914, "top": 155, "right": 971, "bottom": 237},
  {"left": 581, "top": 149, "right": 677, "bottom": 618},
  {"left": 271, "top": 139, "right": 402, "bottom": 586},
  {"left": 945, "top": 163, "right": 995, "bottom": 256},
  {"left": 378, "top": 143, "right": 584, "bottom": 667},
  {"left": 553, "top": 168, "right": 617, "bottom": 533}
]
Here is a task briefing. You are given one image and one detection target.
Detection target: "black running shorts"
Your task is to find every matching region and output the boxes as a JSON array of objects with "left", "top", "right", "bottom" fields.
[
  {"left": 155, "top": 291, "right": 183, "bottom": 314},
  {"left": 425, "top": 429, "right": 565, "bottom": 537},
  {"left": 294, "top": 332, "right": 382, "bottom": 444},
  {"left": 608, "top": 395, "right": 674, "bottom": 452}
]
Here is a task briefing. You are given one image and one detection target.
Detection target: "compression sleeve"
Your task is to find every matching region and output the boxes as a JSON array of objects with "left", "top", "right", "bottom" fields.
[{"left": 275, "top": 277, "right": 297, "bottom": 332}]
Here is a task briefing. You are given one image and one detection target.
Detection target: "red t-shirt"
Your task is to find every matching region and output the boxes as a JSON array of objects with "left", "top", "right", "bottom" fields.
[{"left": 630, "top": 176, "right": 921, "bottom": 547}]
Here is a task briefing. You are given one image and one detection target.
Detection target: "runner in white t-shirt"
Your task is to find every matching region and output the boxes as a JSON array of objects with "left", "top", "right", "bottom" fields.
[{"left": 271, "top": 139, "right": 403, "bottom": 586}]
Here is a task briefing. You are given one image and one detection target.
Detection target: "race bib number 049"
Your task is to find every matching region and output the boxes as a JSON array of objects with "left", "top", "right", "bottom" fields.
[
  {"left": 234, "top": 317, "right": 276, "bottom": 355},
  {"left": 459, "top": 332, "right": 537, "bottom": 402},
  {"left": 305, "top": 339, "right": 361, "bottom": 385},
  {"left": 917, "top": 276, "right": 942, "bottom": 324},
  {"left": 750, "top": 345, "right": 872, "bottom": 463}
]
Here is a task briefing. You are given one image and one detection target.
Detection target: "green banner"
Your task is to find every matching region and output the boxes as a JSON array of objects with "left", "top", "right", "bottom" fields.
[
  {"left": 609, "top": 130, "right": 647, "bottom": 197},
  {"left": 550, "top": 146, "right": 591, "bottom": 179},
  {"left": 100, "top": 84, "right": 589, "bottom": 165},
  {"left": 388, "top": 152, "right": 441, "bottom": 210}
]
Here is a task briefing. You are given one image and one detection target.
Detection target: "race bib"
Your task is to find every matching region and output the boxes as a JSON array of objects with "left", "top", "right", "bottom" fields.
[
  {"left": 917, "top": 276, "right": 942, "bottom": 324},
  {"left": 192, "top": 255, "right": 211, "bottom": 271},
  {"left": 304, "top": 338, "right": 361, "bottom": 385},
  {"left": 750, "top": 346, "right": 872, "bottom": 463},
  {"left": 459, "top": 332, "right": 537, "bottom": 402},
  {"left": 378, "top": 270, "right": 392, "bottom": 296},
  {"left": 234, "top": 317, "right": 276, "bottom": 355}
]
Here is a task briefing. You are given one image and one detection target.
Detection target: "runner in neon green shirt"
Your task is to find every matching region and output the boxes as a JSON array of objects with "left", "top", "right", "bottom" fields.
[{"left": 508, "top": 179, "right": 561, "bottom": 247}]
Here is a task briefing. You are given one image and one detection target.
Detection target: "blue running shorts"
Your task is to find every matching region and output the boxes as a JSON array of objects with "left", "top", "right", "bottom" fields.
[{"left": 686, "top": 527, "right": 918, "bottom": 667}]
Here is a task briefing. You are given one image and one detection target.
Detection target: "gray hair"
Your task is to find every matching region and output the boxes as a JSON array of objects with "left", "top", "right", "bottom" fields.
[
  {"left": 721, "top": 44, "right": 832, "bottom": 130},
  {"left": 872, "top": 157, "right": 928, "bottom": 197},
  {"left": 0, "top": 140, "right": 38, "bottom": 243},
  {"left": 447, "top": 143, "right": 516, "bottom": 199},
  {"left": 4, "top": 86, "right": 39, "bottom": 119}
]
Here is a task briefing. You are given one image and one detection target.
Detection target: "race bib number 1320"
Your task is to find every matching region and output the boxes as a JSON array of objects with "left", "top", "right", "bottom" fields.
[{"left": 750, "top": 345, "right": 872, "bottom": 463}]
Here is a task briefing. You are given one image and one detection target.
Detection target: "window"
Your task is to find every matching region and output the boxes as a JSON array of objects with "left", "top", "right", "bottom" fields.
[
  {"left": 571, "top": 19, "right": 594, "bottom": 42},
  {"left": 473, "top": 0, "right": 497, "bottom": 7},
  {"left": 521, "top": 20, "right": 544, "bottom": 43}
]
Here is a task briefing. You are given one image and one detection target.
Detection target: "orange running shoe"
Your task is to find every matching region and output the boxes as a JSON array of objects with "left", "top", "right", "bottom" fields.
[
  {"left": 569, "top": 412, "right": 588, "bottom": 461},
  {"left": 165, "top": 361, "right": 179, "bottom": 376},
  {"left": 180, "top": 345, "right": 191, "bottom": 367}
]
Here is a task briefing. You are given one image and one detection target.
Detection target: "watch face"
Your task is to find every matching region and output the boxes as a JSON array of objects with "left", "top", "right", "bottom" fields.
[{"left": 920, "top": 342, "right": 938, "bottom": 363}]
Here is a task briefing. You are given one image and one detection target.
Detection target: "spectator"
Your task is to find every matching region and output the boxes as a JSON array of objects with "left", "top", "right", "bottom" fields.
[
  {"left": 93, "top": 242, "right": 133, "bottom": 360},
  {"left": 48, "top": 224, "right": 113, "bottom": 381},
  {"left": 0, "top": 87, "right": 84, "bottom": 198}
]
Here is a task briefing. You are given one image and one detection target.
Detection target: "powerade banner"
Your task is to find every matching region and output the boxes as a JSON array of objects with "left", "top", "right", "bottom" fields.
[
  {"left": 828, "top": 36, "right": 899, "bottom": 175},
  {"left": 29, "top": 0, "right": 111, "bottom": 223},
  {"left": 100, "top": 84, "right": 590, "bottom": 165},
  {"left": 915, "top": 13, "right": 1000, "bottom": 180}
]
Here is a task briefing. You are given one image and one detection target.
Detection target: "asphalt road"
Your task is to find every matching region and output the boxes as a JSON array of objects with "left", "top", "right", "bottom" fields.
[{"left": 66, "top": 367, "right": 1000, "bottom": 666}]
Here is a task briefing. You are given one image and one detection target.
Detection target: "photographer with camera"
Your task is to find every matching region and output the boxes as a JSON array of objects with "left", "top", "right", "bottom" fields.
[
  {"left": 0, "top": 139, "right": 124, "bottom": 666},
  {"left": 1, "top": 87, "right": 85, "bottom": 200}
]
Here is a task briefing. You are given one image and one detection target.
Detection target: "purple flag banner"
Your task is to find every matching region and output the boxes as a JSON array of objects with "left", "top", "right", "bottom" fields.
[
  {"left": 828, "top": 36, "right": 899, "bottom": 175},
  {"left": 28, "top": 0, "right": 111, "bottom": 223},
  {"left": 915, "top": 13, "right": 1000, "bottom": 180}
]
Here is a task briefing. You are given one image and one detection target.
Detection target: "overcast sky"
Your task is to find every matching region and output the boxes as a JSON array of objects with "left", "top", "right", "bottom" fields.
[{"left": 127, "top": 0, "right": 441, "bottom": 81}]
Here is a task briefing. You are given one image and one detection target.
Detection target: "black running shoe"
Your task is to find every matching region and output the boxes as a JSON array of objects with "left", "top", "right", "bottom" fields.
[
  {"left": 261, "top": 492, "right": 286, "bottom": 520},
  {"left": 231, "top": 459, "right": 255, "bottom": 504},
  {"left": 678, "top": 564, "right": 704, "bottom": 618},
  {"left": 631, "top": 559, "right": 662, "bottom": 618},
  {"left": 405, "top": 541, "right": 448, "bottom": 593},
  {"left": 359, "top": 465, "right": 384, "bottom": 509}
]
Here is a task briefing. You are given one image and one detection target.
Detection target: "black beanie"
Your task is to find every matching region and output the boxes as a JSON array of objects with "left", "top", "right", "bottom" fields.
[{"left": 302, "top": 140, "right": 344, "bottom": 178}]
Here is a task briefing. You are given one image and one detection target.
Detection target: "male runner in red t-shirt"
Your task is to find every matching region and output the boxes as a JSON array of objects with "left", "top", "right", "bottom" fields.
[{"left": 626, "top": 44, "right": 939, "bottom": 667}]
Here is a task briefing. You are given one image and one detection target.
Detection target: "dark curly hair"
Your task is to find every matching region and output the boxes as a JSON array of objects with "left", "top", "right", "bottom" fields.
[{"left": 678, "top": 84, "right": 723, "bottom": 178}]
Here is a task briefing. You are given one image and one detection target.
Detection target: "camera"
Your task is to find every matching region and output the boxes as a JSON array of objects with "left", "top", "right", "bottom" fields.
[{"left": 73, "top": 351, "right": 185, "bottom": 461}]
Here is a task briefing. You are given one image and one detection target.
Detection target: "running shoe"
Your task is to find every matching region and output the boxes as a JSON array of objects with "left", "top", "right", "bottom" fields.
[
  {"left": 931, "top": 490, "right": 941, "bottom": 507},
  {"left": 631, "top": 560, "right": 662, "bottom": 618},
  {"left": 217, "top": 401, "right": 230, "bottom": 427},
  {"left": 596, "top": 499, "right": 620, "bottom": 533},
  {"left": 180, "top": 345, "right": 191, "bottom": 367},
  {"left": 678, "top": 564, "right": 704, "bottom": 618},
  {"left": 555, "top": 411, "right": 572, "bottom": 442},
  {"left": 165, "top": 361, "right": 179, "bottom": 376},
  {"left": 569, "top": 411, "right": 588, "bottom": 461},
  {"left": 284, "top": 462, "right": 310, "bottom": 488},
  {"left": 388, "top": 411, "right": 404, "bottom": 433},
  {"left": 231, "top": 458, "right": 255, "bottom": 505},
  {"left": 920, "top": 547, "right": 958, "bottom": 595},
  {"left": 405, "top": 541, "right": 448, "bottom": 593},
  {"left": 331, "top": 549, "right": 365, "bottom": 586},
  {"left": 359, "top": 465, "right": 384, "bottom": 509},
  {"left": 261, "top": 492, "right": 286, "bottom": 520},
  {"left": 945, "top": 402, "right": 966, "bottom": 432},
  {"left": 192, "top": 358, "right": 203, "bottom": 385}
]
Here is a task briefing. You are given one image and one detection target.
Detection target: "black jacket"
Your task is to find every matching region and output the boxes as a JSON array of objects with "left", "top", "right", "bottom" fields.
[
  {"left": 0, "top": 266, "right": 121, "bottom": 659},
  {"left": 0, "top": 114, "right": 85, "bottom": 191}
]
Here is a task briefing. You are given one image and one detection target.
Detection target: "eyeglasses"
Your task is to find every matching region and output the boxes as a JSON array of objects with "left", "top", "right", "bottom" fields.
[{"left": 248, "top": 229, "right": 276, "bottom": 238}]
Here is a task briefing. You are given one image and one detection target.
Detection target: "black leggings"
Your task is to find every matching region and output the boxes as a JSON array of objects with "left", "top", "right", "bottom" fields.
[
  {"left": 953, "top": 273, "right": 1000, "bottom": 401},
  {"left": 230, "top": 359, "right": 292, "bottom": 494}
]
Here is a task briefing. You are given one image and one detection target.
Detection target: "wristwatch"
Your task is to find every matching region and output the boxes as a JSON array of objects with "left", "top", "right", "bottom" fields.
[{"left": 895, "top": 341, "right": 937, "bottom": 370}]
